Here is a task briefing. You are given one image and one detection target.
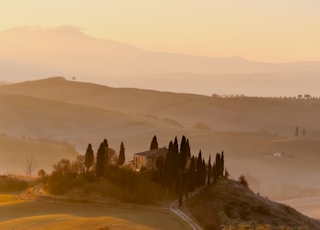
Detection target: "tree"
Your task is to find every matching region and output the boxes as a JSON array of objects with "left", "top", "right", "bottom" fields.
[
  {"left": 215, "top": 153, "right": 221, "bottom": 178},
  {"left": 37, "top": 169, "right": 46, "bottom": 178},
  {"left": 96, "top": 142, "right": 105, "bottom": 177},
  {"left": 295, "top": 126, "right": 299, "bottom": 137},
  {"left": 196, "top": 150, "right": 203, "bottom": 187},
  {"left": 207, "top": 155, "right": 212, "bottom": 186},
  {"left": 186, "top": 156, "right": 196, "bottom": 195},
  {"left": 118, "top": 142, "right": 125, "bottom": 166},
  {"left": 25, "top": 156, "right": 36, "bottom": 177},
  {"left": 103, "top": 138, "right": 109, "bottom": 168},
  {"left": 220, "top": 151, "right": 224, "bottom": 177},
  {"left": 84, "top": 144, "right": 94, "bottom": 173},
  {"left": 302, "top": 128, "right": 306, "bottom": 137},
  {"left": 150, "top": 135, "right": 158, "bottom": 150},
  {"left": 72, "top": 155, "right": 85, "bottom": 174},
  {"left": 179, "top": 136, "right": 188, "bottom": 169}
]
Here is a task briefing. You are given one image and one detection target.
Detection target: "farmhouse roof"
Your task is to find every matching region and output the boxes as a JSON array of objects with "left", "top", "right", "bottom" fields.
[{"left": 134, "top": 147, "right": 168, "bottom": 158}]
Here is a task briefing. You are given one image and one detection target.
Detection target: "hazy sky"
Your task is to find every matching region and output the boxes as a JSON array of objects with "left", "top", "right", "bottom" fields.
[{"left": 1, "top": 0, "right": 320, "bottom": 62}]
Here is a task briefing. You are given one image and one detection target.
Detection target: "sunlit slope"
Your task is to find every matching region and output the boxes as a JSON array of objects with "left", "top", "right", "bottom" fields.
[
  {"left": 0, "top": 194, "right": 26, "bottom": 206},
  {"left": 1, "top": 77, "right": 320, "bottom": 136},
  {"left": 0, "top": 93, "right": 191, "bottom": 153}
]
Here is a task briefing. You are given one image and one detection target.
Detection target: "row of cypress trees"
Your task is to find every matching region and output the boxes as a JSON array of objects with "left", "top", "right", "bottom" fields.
[
  {"left": 84, "top": 138, "right": 125, "bottom": 177},
  {"left": 153, "top": 135, "right": 225, "bottom": 206}
]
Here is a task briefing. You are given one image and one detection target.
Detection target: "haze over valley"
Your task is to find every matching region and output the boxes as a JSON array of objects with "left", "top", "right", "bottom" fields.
[
  {"left": 1, "top": 77, "right": 320, "bottom": 223},
  {"left": 1, "top": 26, "right": 320, "bottom": 97},
  {"left": 1, "top": 1, "right": 320, "bottom": 228}
]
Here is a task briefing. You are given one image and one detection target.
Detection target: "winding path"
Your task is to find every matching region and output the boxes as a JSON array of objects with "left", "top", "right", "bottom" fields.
[{"left": 170, "top": 200, "right": 202, "bottom": 230}]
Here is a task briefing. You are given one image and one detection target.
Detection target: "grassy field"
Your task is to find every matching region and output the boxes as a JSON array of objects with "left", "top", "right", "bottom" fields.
[
  {"left": 0, "top": 194, "right": 26, "bottom": 206},
  {"left": 0, "top": 193, "right": 188, "bottom": 230},
  {"left": 0, "top": 214, "right": 156, "bottom": 230}
]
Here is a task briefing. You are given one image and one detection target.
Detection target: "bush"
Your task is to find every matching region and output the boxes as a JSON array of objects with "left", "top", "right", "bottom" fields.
[
  {"left": 0, "top": 175, "right": 28, "bottom": 192},
  {"left": 239, "top": 175, "right": 249, "bottom": 187},
  {"left": 46, "top": 171, "right": 78, "bottom": 195}
]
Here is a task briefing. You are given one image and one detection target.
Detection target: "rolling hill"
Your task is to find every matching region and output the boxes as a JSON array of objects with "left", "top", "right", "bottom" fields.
[{"left": 1, "top": 77, "right": 320, "bottom": 218}]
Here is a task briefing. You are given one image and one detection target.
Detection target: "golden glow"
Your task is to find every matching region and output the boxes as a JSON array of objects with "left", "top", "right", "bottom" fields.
[{"left": 1, "top": 0, "right": 320, "bottom": 62}]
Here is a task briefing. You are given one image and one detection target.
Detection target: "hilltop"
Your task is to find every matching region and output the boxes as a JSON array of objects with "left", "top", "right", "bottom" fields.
[{"left": 185, "top": 179, "right": 320, "bottom": 229}]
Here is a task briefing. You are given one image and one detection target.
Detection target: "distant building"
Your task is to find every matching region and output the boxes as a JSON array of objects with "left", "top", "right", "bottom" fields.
[{"left": 133, "top": 147, "right": 168, "bottom": 171}]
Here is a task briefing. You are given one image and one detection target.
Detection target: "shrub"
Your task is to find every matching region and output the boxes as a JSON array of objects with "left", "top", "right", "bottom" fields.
[
  {"left": 239, "top": 175, "right": 249, "bottom": 187},
  {"left": 0, "top": 175, "right": 28, "bottom": 192}
]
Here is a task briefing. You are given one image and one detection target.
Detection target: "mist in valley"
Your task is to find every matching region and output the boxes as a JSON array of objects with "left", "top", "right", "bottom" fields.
[{"left": 1, "top": 1, "right": 320, "bottom": 229}]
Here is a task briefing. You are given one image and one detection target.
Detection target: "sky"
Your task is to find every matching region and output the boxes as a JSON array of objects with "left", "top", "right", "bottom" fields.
[{"left": 1, "top": 0, "right": 320, "bottom": 62}]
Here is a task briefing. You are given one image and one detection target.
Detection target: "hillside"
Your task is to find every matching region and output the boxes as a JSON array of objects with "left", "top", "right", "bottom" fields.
[
  {"left": 1, "top": 77, "right": 320, "bottom": 137},
  {"left": 185, "top": 179, "right": 320, "bottom": 229},
  {"left": 1, "top": 78, "right": 320, "bottom": 217}
]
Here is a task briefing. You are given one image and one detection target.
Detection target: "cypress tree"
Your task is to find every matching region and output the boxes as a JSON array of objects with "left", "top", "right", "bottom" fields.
[
  {"left": 173, "top": 137, "right": 180, "bottom": 193},
  {"left": 186, "top": 139, "right": 191, "bottom": 158},
  {"left": 96, "top": 142, "right": 105, "bottom": 177},
  {"left": 196, "top": 150, "right": 203, "bottom": 187},
  {"left": 84, "top": 143, "right": 94, "bottom": 173},
  {"left": 207, "top": 155, "right": 212, "bottom": 186},
  {"left": 201, "top": 159, "right": 206, "bottom": 186},
  {"left": 187, "top": 156, "right": 196, "bottom": 194},
  {"left": 118, "top": 142, "right": 125, "bottom": 166},
  {"left": 150, "top": 135, "right": 158, "bottom": 150},
  {"left": 215, "top": 153, "right": 221, "bottom": 178},
  {"left": 164, "top": 141, "right": 174, "bottom": 190},
  {"left": 179, "top": 135, "right": 187, "bottom": 169},
  {"left": 221, "top": 151, "right": 224, "bottom": 177},
  {"left": 103, "top": 139, "right": 109, "bottom": 168}
]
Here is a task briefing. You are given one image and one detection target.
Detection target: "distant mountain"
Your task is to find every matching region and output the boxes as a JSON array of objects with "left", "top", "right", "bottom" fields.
[{"left": 1, "top": 26, "right": 320, "bottom": 96}]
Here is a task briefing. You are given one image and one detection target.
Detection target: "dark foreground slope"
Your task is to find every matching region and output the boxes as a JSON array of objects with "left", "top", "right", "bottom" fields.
[{"left": 185, "top": 179, "right": 320, "bottom": 229}]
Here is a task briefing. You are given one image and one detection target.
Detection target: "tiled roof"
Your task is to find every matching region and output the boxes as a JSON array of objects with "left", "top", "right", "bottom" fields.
[{"left": 134, "top": 147, "right": 168, "bottom": 158}]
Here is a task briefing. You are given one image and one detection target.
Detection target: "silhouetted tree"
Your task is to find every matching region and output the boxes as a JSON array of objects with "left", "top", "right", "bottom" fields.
[
  {"left": 220, "top": 151, "right": 224, "bottom": 177},
  {"left": 239, "top": 175, "right": 249, "bottom": 187},
  {"left": 150, "top": 135, "right": 158, "bottom": 150},
  {"left": 156, "top": 156, "right": 165, "bottom": 186},
  {"left": 196, "top": 150, "right": 203, "bottom": 187},
  {"left": 25, "top": 156, "right": 36, "bottom": 178},
  {"left": 207, "top": 155, "right": 212, "bottom": 186},
  {"left": 103, "top": 139, "right": 109, "bottom": 169},
  {"left": 118, "top": 142, "right": 125, "bottom": 166},
  {"left": 164, "top": 141, "right": 175, "bottom": 190},
  {"left": 186, "top": 156, "right": 196, "bottom": 197},
  {"left": 173, "top": 137, "right": 180, "bottom": 193},
  {"left": 84, "top": 143, "right": 94, "bottom": 173},
  {"left": 216, "top": 153, "right": 223, "bottom": 177},
  {"left": 38, "top": 169, "right": 46, "bottom": 178},
  {"left": 201, "top": 159, "right": 206, "bottom": 186},
  {"left": 96, "top": 142, "right": 105, "bottom": 177},
  {"left": 179, "top": 135, "right": 188, "bottom": 169}
]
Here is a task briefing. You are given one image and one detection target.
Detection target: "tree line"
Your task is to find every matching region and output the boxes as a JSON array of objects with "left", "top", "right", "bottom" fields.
[
  {"left": 45, "top": 135, "right": 226, "bottom": 205},
  {"left": 153, "top": 135, "right": 225, "bottom": 206}
]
